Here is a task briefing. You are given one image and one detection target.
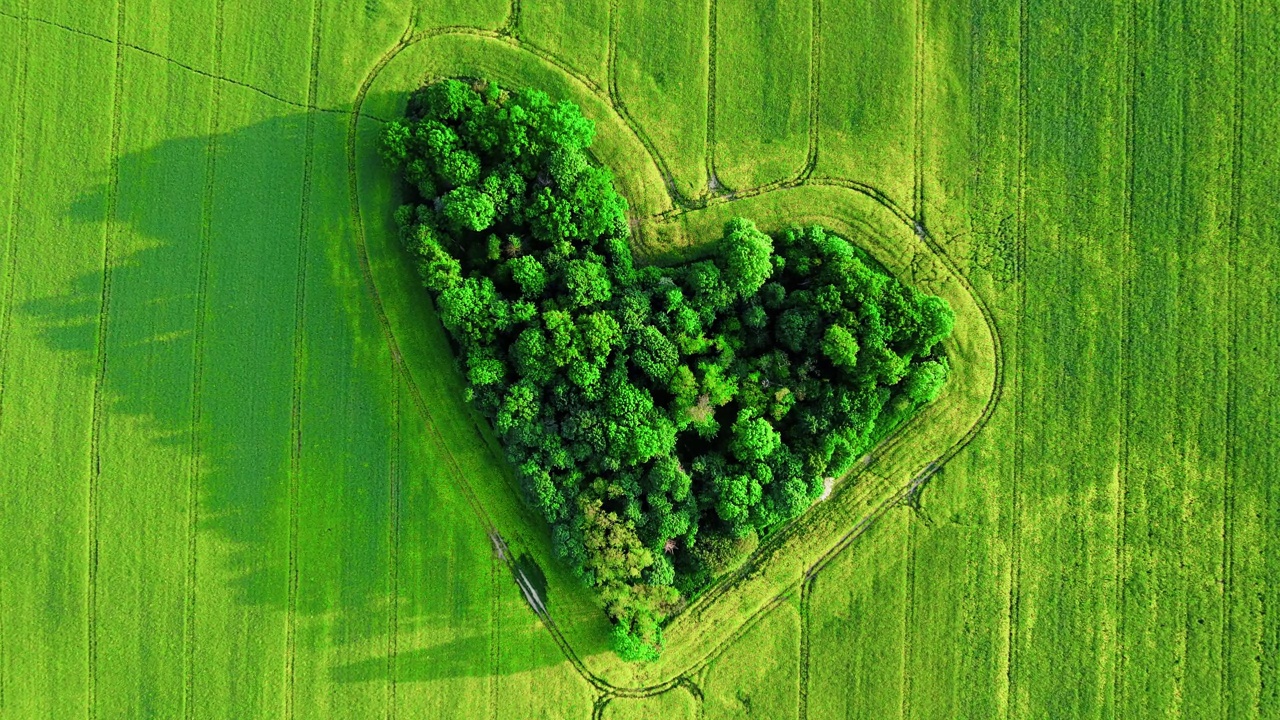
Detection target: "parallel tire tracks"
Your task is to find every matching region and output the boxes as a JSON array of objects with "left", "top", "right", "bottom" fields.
[
  {"left": 501, "top": 0, "right": 521, "bottom": 37},
  {"left": 1005, "top": 0, "right": 1030, "bottom": 715},
  {"left": 605, "top": 0, "right": 697, "bottom": 208},
  {"left": 489, "top": 552, "right": 500, "bottom": 719},
  {"left": 798, "top": 577, "right": 813, "bottom": 720},
  {"left": 704, "top": 0, "right": 719, "bottom": 193},
  {"left": 0, "top": 3, "right": 32, "bottom": 710},
  {"left": 912, "top": 0, "right": 925, "bottom": 223},
  {"left": 800, "top": 0, "right": 821, "bottom": 181},
  {"left": 1113, "top": 0, "right": 1139, "bottom": 709},
  {"left": 385, "top": 369, "right": 401, "bottom": 720},
  {"left": 87, "top": 3, "right": 128, "bottom": 717},
  {"left": 901, "top": 516, "right": 917, "bottom": 720},
  {"left": 183, "top": 2, "right": 225, "bottom": 716},
  {"left": 1219, "top": 0, "right": 1245, "bottom": 712},
  {"left": 283, "top": 2, "right": 323, "bottom": 717},
  {"left": 0, "top": 3, "right": 30, "bottom": 440}
]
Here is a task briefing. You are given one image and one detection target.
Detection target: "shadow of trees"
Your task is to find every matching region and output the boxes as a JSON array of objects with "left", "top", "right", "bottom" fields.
[{"left": 30, "top": 106, "right": 566, "bottom": 684}]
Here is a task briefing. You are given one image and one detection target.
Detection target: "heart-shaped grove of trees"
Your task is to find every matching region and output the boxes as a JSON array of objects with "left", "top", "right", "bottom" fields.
[{"left": 380, "top": 79, "right": 954, "bottom": 660}]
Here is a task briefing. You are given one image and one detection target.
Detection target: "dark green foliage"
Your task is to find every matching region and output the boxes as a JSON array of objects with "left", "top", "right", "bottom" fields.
[
  {"left": 721, "top": 216, "right": 775, "bottom": 298},
  {"left": 507, "top": 255, "right": 547, "bottom": 297},
  {"left": 383, "top": 79, "right": 955, "bottom": 660},
  {"left": 441, "top": 186, "right": 495, "bottom": 232},
  {"left": 822, "top": 324, "right": 860, "bottom": 370},
  {"left": 904, "top": 358, "right": 950, "bottom": 404}
]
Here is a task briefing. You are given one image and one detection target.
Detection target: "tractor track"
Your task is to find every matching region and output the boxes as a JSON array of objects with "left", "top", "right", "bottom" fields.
[
  {"left": 605, "top": 0, "right": 700, "bottom": 208},
  {"left": 87, "top": 4, "right": 127, "bottom": 717},
  {"left": 385, "top": 369, "right": 401, "bottom": 720},
  {"left": 800, "top": 0, "right": 821, "bottom": 182},
  {"left": 500, "top": 0, "right": 522, "bottom": 38},
  {"left": 912, "top": 0, "right": 925, "bottom": 223},
  {"left": 0, "top": 4, "right": 29, "bottom": 443},
  {"left": 489, "top": 549, "right": 500, "bottom": 718},
  {"left": 0, "top": 1, "right": 29, "bottom": 453},
  {"left": 901, "top": 513, "right": 918, "bottom": 720},
  {"left": 798, "top": 576, "right": 812, "bottom": 720},
  {"left": 1113, "top": 0, "right": 1139, "bottom": 709},
  {"left": 183, "top": 1, "right": 224, "bottom": 716},
  {"left": 342, "top": 21, "right": 1007, "bottom": 698},
  {"left": 0, "top": 2, "right": 31, "bottom": 710},
  {"left": 711, "top": 0, "right": 821, "bottom": 196},
  {"left": 0, "top": 1, "right": 1011, "bottom": 710},
  {"left": 0, "top": 8, "right": 1022, "bottom": 705},
  {"left": 1218, "top": 0, "right": 1245, "bottom": 712},
  {"left": 283, "top": 1, "right": 323, "bottom": 717},
  {"left": 704, "top": 0, "right": 720, "bottom": 194},
  {"left": 1004, "top": 0, "right": 1030, "bottom": 715}
]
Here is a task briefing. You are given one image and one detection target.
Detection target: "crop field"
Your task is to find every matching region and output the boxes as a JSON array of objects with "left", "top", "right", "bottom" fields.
[{"left": 0, "top": 0, "right": 1276, "bottom": 718}]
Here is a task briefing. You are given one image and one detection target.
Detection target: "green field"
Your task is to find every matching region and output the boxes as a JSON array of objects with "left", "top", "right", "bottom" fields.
[{"left": 1, "top": 0, "right": 1277, "bottom": 717}]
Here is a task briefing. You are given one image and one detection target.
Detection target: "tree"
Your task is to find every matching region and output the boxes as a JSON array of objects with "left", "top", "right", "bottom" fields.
[
  {"left": 441, "top": 186, "right": 496, "bottom": 232},
  {"left": 730, "top": 414, "right": 781, "bottom": 463},
  {"left": 507, "top": 254, "right": 547, "bottom": 297},
  {"left": 436, "top": 276, "right": 506, "bottom": 344},
  {"left": 776, "top": 306, "right": 816, "bottom": 352},
  {"left": 822, "top": 324, "right": 860, "bottom": 370},
  {"left": 563, "top": 257, "right": 613, "bottom": 308},
  {"left": 379, "top": 120, "right": 411, "bottom": 164},
  {"left": 720, "top": 217, "right": 774, "bottom": 298},
  {"left": 904, "top": 359, "right": 949, "bottom": 403},
  {"left": 631, "top": 325, "right": 678, "bottom": 382},
  {"left": 436, "top": 146, "right": 480, "bottom": 187},
  {"left": 548, "top": 146, "right": 588, "bottom": 187},
  {"left": 542, "top": 98, "right": 597, "bottom": 150},
  {"left": 410, "top": 78, "right": 480, "bottom": 122},
  {"left": 914, "top": 294, "right": 955, "bottom": 355},
  {"left": 511, "top": 325, "right": 553, "bottom": 384},
  {"left": 542, "top": 309, "right": 580, "bottom": 367},
  {"left": 685, "top": 260, "right": 732, "bottom": 315},
  {"left": 578, "top": 311, "right": 621, "bottom": 360},
  {"left": 497, "top": 380, "right": 541, "bottom": 434},
  {"left": 398, "top": 212, "right": 462, "bottom": 292}
]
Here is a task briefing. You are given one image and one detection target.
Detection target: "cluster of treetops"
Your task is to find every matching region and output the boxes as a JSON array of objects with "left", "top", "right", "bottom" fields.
[{"left": 381, "top": 79, "right": 954, "bottom": 660}]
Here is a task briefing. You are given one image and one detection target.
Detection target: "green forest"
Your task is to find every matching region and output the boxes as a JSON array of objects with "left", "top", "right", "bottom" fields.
[{"left": 381, "top": 79, "right": 954, "bottom": 659}]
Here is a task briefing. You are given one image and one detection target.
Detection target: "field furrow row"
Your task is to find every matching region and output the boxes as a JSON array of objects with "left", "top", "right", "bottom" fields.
[
  {"left": 1003, "top": 0, "right": 1030, "bottom": 712},
  {"left": 86, "top": 5, "right": 127, "bottom": 717},
  {"left": 384, "top": 369, "right": 401, "bottom": 720},
  {"left": 0, "top": 5, "right": 29, "bottom": 469},
  {"left": 282, "top": 1, "right": 322, "bottom": 716},
  {"left": 1111, "top": 0, "right": 1138, "bottom": 707},
  {"left": 183, "top": 10, "right": 221, "bottom": 711},
  {"left": 1218, "top": 0, "right": 1245, "bottom": 712}
]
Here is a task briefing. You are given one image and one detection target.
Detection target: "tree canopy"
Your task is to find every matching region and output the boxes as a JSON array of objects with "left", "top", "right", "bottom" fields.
[{"left": 382, "top": 79, "right": 955, "bottom": 660}]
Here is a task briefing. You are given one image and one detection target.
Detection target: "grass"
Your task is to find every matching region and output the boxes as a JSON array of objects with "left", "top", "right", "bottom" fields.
[
  {"left": 515, "top": 0, "right": 611, "bottom": 89},
  {"left": 0, "top": 21, "right": 116, "bottom": 716},
  {"left": 814, "top": 0, "right": 916, "bottom": 207},
  {"left": 805, "top": 507, "right": 912, "bottom": 719},
  {"left": 711, "top": 0, "right": 811, "bottom": 190},
  {"left": 93, "top": 54, "right": 212, "bottom": 716},
  {"left": 612, "top": 0, "right": 709, "bottom": 201},
  {"left": 601, "top": 688, "right": 699, "bottom": 719},
  {"left": 2, "top": 0, "right": 1279, "bottom": 717},
  {"left": 701, "top": 596, "right": 801, "bottom": 718}
]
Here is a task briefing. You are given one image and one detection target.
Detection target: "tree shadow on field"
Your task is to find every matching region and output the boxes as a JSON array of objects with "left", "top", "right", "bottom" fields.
[{"left": 28, "top": 105, "right": 567, "bottom": 683}]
